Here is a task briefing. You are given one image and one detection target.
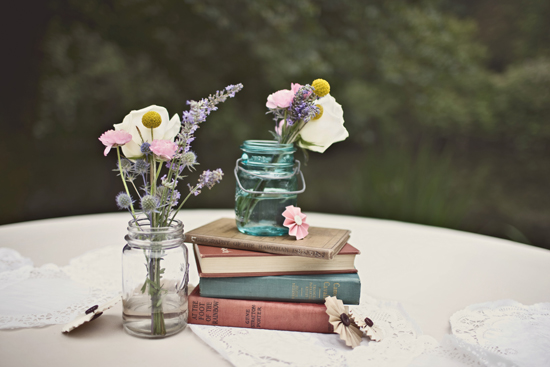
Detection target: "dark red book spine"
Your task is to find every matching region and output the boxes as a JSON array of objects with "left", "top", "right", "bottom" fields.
[{"left": 188, "top": 286, "right": 333, "bottom": 334}]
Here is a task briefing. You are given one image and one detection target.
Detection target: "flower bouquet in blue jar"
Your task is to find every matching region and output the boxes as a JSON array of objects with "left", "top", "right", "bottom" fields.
[{"left": 235, "top": 79, "right": 349, "bottom": 237}]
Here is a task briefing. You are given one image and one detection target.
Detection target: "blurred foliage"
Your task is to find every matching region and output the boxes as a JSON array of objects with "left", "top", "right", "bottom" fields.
[
  {"left": 494, "top": 58, "right": 550, "bottom": 149},
  {"left": 3, "top": 0, "right": 550, "bottom": 248},
  {"left": 352, "top": 144, "right": 481, "bottom": 229}
]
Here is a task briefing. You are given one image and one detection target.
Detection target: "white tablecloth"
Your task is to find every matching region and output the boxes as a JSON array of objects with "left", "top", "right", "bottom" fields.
[{"left": 1, "top": 210, "right": 549, "bottom": 366}]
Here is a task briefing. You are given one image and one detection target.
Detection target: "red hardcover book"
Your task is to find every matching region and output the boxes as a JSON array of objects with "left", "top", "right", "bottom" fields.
[
  {"left": 194, "top": 243, "right": 360, "bottom": 278},
  {"left": 188, "top": 286, "right": 333, "bottom": 334}
]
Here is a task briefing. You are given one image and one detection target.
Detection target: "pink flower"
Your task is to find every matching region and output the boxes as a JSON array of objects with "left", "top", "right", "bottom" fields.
[
  {"left": 275, "top": 120, "right": 285, "bottom": 136},
  {"left": 291, "top": 83, "right": 302, "bottom": 94},
  {"left": 266, "top": 89, "right": 295, "bottom": 109},
  {"left": 282, "top": 205, "right": 309, "bottom": 240},
  {"left": 98, "top": 129, "right": 132, "bottom": 156},
  {"left": 150, "top": 140, "right": 179, "bottom": 161}
]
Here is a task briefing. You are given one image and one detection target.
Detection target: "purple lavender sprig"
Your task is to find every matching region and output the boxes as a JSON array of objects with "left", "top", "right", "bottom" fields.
[
  {"left": 189, "top": 168, "right": 224, "bottom": 196},
  {"left": 287, "top": 85, "right": 319, "bottom": 126},
  {"left": 178, "top": 83, "right": 243, "bottom": 153},
  {"left": 163, "top": 84, "right": 241, "bottom": 225}
]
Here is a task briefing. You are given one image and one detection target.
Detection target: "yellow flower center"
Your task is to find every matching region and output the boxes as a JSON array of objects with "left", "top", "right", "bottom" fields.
[
  {"left": 142, "top": 111, "right": 162, "bottom": 129},
  {"left": 312, "top": 78, "right": 330, "bottom": 97},
  {"left": 312, "top": 104, "right": 324, "bottom": 120}
]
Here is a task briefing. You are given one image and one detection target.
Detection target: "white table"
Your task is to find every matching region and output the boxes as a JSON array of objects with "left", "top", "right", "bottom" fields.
[{"left": 1, "top": 209, "right": 550, "bottom": 367}]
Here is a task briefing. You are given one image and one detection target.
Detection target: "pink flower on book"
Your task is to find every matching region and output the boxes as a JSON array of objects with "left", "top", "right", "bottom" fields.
[
  {"left": 150, "top": 139, "right": 179, "bottom": 161},
  {"left": 282, "top": 205, "right": 309, "bottom": 240},
  {"left": 98, "top": 129, "right": 132, "bottom": 156}
]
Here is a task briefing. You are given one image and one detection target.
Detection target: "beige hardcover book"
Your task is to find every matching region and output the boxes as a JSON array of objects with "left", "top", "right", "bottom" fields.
[{"left": 185, "top": 218, "right": 351, "bottom": 260}]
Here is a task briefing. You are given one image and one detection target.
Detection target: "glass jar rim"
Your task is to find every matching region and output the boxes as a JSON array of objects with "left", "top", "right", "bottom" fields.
[
  {"left": 241, "top": 140, "right": 296, "bottom": 153},
  {"left": 127, "top": 217, "right": 184, "bottom": 234},
  {"left": 126, "top": 217, "right": 184, "bottom": 248}
]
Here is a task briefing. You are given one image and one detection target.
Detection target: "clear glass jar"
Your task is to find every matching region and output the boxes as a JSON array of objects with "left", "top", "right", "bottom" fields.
[
  {"left": 122, "top": 218, "right": 189, "bottom": 338},
  {"left": 235, "top": 140, "right": 306, "bottom": 236}
]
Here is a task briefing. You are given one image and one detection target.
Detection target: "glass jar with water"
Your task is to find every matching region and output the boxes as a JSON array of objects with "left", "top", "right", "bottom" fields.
[
  {"left": 234, "top": 140, "right": 306, "bottom": 236},
  {"left": 122, "top": 218, "right": 189, "bottom": 338}
]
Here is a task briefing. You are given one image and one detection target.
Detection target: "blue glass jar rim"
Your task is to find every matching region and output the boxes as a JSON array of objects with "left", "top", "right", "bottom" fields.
[{"left": 241, "top": 140, "right": 296, "bottom": 154}]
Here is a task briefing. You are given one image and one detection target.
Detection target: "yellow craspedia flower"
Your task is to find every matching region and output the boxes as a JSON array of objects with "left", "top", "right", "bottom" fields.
[
  {"left": 142, "top": 111, "right": 162, "bottom": 129},
  {"left": 312, "top": 79, "right": 330, "bottom": 97},
  {"left": 312, "top": 104, "right": 324, "bottom": 120}
]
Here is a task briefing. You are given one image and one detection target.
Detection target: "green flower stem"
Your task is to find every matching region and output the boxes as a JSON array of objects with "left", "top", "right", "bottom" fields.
[
  {"left": 168, "top": 188, "right": 196, "bottom": 226},
  {"left": 150, "top": 155, "right": 157, "bottom": 227},
  {"left": 117, "top": 147, "right": 136, "bottom": 217},
  {"left": 148, "top": 250, "right": 166, "bottom": 336},
  {"left": 155, "top": 160, "right": 163, "bottom": 181},
  {"left": 129, "top": 180, "right": 142, "bottom": 200}
]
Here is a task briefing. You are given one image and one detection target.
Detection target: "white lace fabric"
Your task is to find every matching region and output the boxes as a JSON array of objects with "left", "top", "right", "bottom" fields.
[
  {"left": 1, "top": 246, "right": 548, "bottom": 367},
  {"left": 448, "top": 300, "right": 550, "bottom": 367},
  {"left": 0, "top": 247, "right": 121, "bottom": 329}
]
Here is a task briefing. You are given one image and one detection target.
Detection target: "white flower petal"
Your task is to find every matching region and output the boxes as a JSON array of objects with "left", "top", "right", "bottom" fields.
[
  {"left": 121, "top": 139, "right": 143, "bottom": 159},
  {"left": 163, "top": 113, "right": 181, "bottom": 141},
  {"left": 298, "top": 94, "right": 348, "bottom": 153}
]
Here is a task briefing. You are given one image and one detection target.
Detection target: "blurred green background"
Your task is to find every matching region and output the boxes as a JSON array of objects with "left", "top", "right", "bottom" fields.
[{"left": 3, "top": 0, "right": 550, "bottom": 249}]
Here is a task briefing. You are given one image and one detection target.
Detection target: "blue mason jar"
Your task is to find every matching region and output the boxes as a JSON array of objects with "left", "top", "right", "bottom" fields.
[{"left": 234, "top": 140, "right": 306, "bottom": 236}]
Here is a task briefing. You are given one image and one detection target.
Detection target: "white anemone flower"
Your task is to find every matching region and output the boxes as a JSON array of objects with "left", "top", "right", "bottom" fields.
[
  {"left": 298, "top": 94, "right": 348, "bottom": 153},
  {"left": 114, "top": 105, "right": 181, "bottom": 159}
]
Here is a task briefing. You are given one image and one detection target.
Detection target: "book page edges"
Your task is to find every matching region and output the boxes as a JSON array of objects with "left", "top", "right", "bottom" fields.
[
  {"left": 188, "top": 232, "right": 350, "bottom": 260},
  {"left": 186, "top": 218, "right": 351, "bottom": 259}
]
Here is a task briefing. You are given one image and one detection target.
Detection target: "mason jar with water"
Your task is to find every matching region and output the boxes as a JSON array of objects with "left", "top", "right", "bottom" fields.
[
  {"left": 234, "top": 140, "right": 306, "bottom": 236},
  {"left": 122, "top": 218, "right": 189, "bottom": 338}
]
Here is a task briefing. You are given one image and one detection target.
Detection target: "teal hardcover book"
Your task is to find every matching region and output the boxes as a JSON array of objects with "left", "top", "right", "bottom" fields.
[{"left": 199, "top": 273, "right": 361, "bottom": 305}]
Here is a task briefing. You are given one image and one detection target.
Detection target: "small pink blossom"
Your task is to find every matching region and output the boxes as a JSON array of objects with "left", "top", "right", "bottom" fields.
[
  {"left": 150, "top": 139, "right": 178, "bottom": 161},
  {"left": 266, "top": 89, "right": 295, "bottom": 109},
  {"left": 291, "top": 83, "right": 302, "bottom": 94},
  {"left": 98, "top": 129, "right": 132, "bottom": 156},
  {"left": 275, "top": 120, "right": 285, "bottom": 136},
  {"left": 282, "top": 205, "right": 309, "bottom": 240}
]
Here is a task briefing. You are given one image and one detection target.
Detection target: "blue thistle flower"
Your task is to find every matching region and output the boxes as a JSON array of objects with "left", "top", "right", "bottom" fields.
[
  {"left": 180, "top": 151, "right": 197, "bottom": 169},
  {"left": 140, "top": 142, "right": 151, "bottom": 155},
  {"left": 133, "top": 159, "right": 149, "bottom": 175},
  {"left": 116, "top": 192, "right": 134, "bottom": 210},
  {"left": 113, "top": 158, "right": 133, "bottom": 176},
  {"left": 140, "top": 194, "right": 159, "bottom": 213}
]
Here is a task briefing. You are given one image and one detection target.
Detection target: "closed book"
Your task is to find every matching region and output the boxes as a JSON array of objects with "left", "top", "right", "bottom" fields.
[
  {"left": 199, "top": 273, "right": 361, "bottom": 304},
  {"left": 194, "top": 242, "right": 360, "bottom": 278},
  {"left": 186, "top": 218, "right": 351, "bottom": 259},
  {"left": 188, "top": 286, "right": 333, "bottom": 334}
]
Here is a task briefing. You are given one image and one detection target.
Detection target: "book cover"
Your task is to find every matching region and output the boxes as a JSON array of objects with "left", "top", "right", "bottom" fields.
[
  {"left": 194, "top": 243, "right": 360, "bottom": 277},
  {"left": 188, "top": 286, "right": 333, "bottom": 334},
  {"left": 186, "top": 218, "right": 351, "bottom": 259},
  {"left": 199, "top": 273, "right": 361, "bottom": 304}
]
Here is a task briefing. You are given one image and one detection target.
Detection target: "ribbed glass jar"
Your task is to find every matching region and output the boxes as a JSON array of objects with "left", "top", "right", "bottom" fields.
[
  {"left": 122, "top": 218, "right": 189, "bottom": 338},
  {"left": 235, "top": 140, "right": 305, "bottom": 236}
]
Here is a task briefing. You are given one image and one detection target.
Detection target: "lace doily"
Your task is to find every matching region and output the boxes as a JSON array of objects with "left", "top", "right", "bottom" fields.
[
  {"left": 190, "top": 295, "right": 438, "bottom": 367},
  {"left": 408, "top": 334, "right": 521, "bottom": 367},
  {"left": 449, "top": 300, "right": 550, "bottom": 367},
  {"left": 0, "top": 246, "right": 121, "bottom": 329}
]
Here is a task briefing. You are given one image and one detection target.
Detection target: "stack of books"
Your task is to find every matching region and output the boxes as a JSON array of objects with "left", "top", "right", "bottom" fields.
[{"left": 186, "top": 218, "right": 361, "bottom": 334}]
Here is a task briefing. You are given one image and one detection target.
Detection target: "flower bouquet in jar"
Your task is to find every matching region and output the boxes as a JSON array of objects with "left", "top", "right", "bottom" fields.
[
  {"left": 99, "top": 84, "right": 243, "bottom": 337},
  {"left": 235, "top": 79, "right": 348, "bottom": 236}
]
